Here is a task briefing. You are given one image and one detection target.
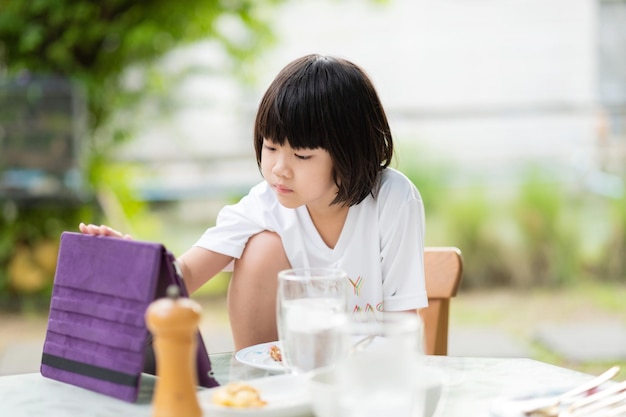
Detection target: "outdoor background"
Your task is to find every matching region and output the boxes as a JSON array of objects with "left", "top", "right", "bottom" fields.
[{"left": 1, "top": 0, "right": 625, "bottom": 377}]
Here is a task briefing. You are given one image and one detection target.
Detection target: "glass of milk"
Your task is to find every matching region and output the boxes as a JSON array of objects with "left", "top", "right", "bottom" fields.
[{"left": 276, "top": 268, "right": 349, "bottom": 374}]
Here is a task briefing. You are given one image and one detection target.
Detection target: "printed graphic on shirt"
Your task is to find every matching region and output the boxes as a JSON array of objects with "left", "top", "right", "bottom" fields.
[
  {"left": 348, "top": 276, "right": 363, "bottom": 296},
  {"left": 348, "top": 274, "right": 384, "bottom": 313},
  {"left": 352, "top": 302, "right": 384, "bottom": 313}
]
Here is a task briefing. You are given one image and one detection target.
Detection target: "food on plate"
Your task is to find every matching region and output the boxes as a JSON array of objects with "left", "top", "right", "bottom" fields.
[
  {"left": 269, "top": 344, "right": 282, "bottom": 362},
  {"left": 212, "top": 382, "right": 267, "bottom": 408}
]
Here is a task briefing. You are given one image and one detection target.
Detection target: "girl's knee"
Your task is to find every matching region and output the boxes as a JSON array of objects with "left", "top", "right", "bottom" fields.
[
  {"left": 248, "top": 231, "right": 283, "bottom": 251},
  {"left": 236, "top": 231, "right": 289, "bottom": 270}
]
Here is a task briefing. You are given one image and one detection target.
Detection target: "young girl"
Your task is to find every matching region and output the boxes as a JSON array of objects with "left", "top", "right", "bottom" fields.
[{"left": 80, "top": 54, "right": 427, "bottom": 350}]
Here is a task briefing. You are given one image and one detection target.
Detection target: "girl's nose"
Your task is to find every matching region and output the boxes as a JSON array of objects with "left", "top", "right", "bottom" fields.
[
  {"left": 272, "top": 155, "right": 291, "bottom": 178},
  {"left": 272, "top": 163, "right": 286, "bottom": 177}
]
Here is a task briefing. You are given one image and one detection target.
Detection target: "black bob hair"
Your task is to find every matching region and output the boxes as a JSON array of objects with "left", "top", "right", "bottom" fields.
[{"left": 254, "top": 54, "right": 394, "bottom": 207}]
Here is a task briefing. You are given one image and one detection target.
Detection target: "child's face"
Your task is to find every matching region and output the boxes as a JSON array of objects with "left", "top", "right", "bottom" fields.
[{"left": 260, "top": 138, "right": 337, "bottom": 210}]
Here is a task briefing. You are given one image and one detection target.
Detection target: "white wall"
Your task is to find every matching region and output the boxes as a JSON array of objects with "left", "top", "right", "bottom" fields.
[{"left": 262, "top": 0, "right": 596, "bottom": 110}]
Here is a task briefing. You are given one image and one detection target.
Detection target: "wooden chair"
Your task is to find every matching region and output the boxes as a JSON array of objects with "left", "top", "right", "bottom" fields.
[{"left": 419, "top": 247, "right": 463, "bottom": 356}]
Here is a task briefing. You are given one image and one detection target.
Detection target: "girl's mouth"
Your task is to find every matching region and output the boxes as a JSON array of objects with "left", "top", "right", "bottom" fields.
[{"left": 273, "top": 184, "right": 292, "bottom": 194}]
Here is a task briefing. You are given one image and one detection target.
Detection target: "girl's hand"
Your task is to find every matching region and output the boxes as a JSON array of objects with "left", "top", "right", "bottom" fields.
[{"left": 78, "top": 223, "right": 133, "bottom": 240}]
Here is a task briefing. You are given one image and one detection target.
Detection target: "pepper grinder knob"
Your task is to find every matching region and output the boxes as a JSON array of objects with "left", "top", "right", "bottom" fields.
[{"left": 146, "top": 284, "right": 202, "bottom": 417}]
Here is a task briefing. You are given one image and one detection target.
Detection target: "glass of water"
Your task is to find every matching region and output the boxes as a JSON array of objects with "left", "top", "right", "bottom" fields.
[
  {"left": 276, "top": 267, "right": 349, "bottom": 374},
  {"left": 337, "top": 311, "right": 425, "bottom": 417}
]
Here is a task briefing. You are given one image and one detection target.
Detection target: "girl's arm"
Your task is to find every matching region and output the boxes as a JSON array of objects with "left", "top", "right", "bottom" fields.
[{"left": 177, "top": 247, "right": 233, "bottom": 293}]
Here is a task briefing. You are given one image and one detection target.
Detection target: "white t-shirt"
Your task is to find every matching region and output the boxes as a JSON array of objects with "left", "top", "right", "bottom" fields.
[{"left": 194, "top": 167, "right": 427, "bottom": 313}]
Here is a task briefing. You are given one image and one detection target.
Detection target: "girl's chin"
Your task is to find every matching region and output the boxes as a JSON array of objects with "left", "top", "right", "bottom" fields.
[
  {"left": 275, "top": 196, "right": 304, "bottom": 210},
  {"left": 278, "top": 201, "right": 305, "bottom": 209}
]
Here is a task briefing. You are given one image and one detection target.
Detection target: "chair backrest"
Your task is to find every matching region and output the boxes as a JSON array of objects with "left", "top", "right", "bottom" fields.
[{"left": 419, "top": 247, "right": 463, "bottom": 355}]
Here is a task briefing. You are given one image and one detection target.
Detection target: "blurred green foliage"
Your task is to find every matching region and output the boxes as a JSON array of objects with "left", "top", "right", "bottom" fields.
[
  {"left": 600, "top": 193, "right": 626, "bottom": 281},
  {"left": 0, "top": 0, "right": 284, "bottom": 309},
  {"left": 396, "top": 143, "right": 626, "bottom": 290},
  {"left": 0, "top": 0, "right": 280, "bottom": 127},
  {"left": 0, "top": 0, "right": 283, "bottom": 175},
  {"left": 0, "top": 202, "right": 95, "bottom": 310}
]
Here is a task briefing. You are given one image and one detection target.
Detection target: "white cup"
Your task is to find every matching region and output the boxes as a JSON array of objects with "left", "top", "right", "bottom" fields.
[
  {"left": 276, "top": 267, "right": 349, "bottom": 374},
  {"left": 337, "top": 311, "right": 426, "bottom": 417},
  {"left": 308, "top": 364, "right": 444, "bottom": 417}
]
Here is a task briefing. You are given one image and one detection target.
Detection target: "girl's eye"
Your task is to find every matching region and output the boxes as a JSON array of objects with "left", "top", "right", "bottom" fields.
[
  {"left": 295, "top": 153, "right": 311, "bottom": 160},
  {"left": 264, "top": 144, "right": 276, "bottom": 152}
]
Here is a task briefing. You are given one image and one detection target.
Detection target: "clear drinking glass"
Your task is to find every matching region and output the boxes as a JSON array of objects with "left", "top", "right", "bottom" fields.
[
  {"left": 337, "top": 311, "right": 425, "bottom": 417},
  {"left": 276, "top": 267, "right": 349, "bottom": 374}
]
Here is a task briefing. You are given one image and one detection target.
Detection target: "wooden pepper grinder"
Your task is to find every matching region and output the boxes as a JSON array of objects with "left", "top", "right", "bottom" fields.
[{"left": 146, "top": 285, "right": 202, "bottom": 417}]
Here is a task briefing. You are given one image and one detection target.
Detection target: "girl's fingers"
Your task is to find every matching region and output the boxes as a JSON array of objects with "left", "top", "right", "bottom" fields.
[
  {"left": 104, "top": 226, "right": 129, "bottom": 239},
  {"left": 100, "top": 225, "right": 123, "bottom": 237},
  {"left": 80, "top": 223, "right": 100, "bottom": 235},
  {"left": 78, "top": 223, "right": 128, "bottom": 239},
  {"left": 89, "top": 224, "right": 102, "bottom": 235}
]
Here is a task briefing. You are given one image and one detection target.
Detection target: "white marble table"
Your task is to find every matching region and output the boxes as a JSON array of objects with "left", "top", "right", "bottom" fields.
[{"left": 0, "top": 354, "right": 592, "bottom": 417}]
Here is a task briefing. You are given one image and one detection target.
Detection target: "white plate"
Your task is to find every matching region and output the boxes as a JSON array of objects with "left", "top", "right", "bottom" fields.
[
  {"left": 235, "top": 341, "right": 286, "bottom": 373},
  {"left": 199, "top": 374, "right": 311, "bottom": 417}
]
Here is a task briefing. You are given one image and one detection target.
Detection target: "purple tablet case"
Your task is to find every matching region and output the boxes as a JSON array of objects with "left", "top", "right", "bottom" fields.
[{"left": 40, "top": 231, "right": 220, "bottom": 402}]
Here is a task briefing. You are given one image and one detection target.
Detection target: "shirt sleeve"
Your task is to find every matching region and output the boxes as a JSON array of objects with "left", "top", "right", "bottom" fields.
[
  {"left": 193, "top": 182, "right": 273, "bottom": 259},
  {"left": 378, "top": 173, "right": 428, "bottom": 311}
]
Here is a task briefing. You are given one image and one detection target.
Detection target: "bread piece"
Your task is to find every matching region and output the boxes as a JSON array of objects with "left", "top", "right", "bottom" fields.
[
  {"left": 269, "top": 344, "right": 282, "bottom": 362},
  {"left": 212, "top": 382, "right": 267, "bottom": 408}
]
